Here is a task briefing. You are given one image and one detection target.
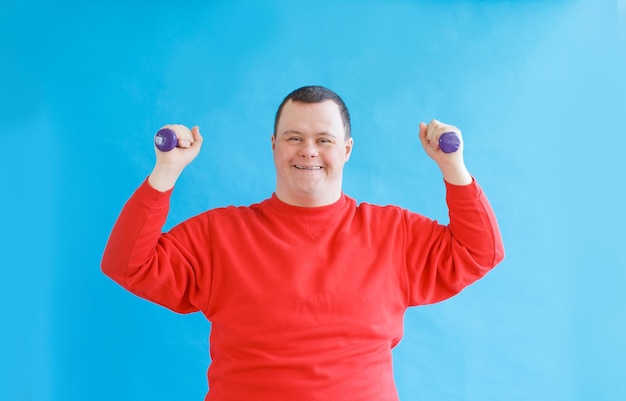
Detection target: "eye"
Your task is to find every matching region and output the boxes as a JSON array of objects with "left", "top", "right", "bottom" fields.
[
  {"left": 287, "top": 136, "right": 302, "bottom": 142},
  {"left": 319, "top": 138, "right": 332, "bottom": 144}
]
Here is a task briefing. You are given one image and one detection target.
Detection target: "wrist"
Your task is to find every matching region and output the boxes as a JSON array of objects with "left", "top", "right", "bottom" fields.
[
  {"left": 439, "top": 162, "right": 472, "bottom": 186},
  {"left": 148, "top": 163, "right": 184, "bottom": 191}
]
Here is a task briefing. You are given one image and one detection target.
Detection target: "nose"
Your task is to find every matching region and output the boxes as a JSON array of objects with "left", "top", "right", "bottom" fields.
[{"left": 298, "top": 140, "right": 319, "bottom": 158}]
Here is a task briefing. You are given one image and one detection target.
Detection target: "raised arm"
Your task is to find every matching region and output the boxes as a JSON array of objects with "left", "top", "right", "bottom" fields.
[
  {"left": 101, "top": 125, "right": 209, "bottom": 313},
  {"left": 406, "top": 120, "right": 504, "bottom": 305}
]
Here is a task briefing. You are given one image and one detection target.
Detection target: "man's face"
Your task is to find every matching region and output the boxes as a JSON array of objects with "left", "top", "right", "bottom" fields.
[{"left": 272, "top": 100, "right": 353, "bottom": 207}]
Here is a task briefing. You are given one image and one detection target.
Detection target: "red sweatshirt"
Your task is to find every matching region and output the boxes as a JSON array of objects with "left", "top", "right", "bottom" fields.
[{"left": 101, "top": 178, "right": 504, "bottom": 401}]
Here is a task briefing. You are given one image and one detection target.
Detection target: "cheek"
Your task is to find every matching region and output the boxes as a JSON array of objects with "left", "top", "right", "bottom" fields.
[
  {"left": 274, "top": 148, "right": 292, "bottom": 165},
  {"left": 330, "top": 150, "right": 349, "bottom": 165}
]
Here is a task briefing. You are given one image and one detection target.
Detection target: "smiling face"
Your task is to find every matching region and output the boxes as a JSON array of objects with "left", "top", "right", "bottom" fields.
[{"left": 272, "top": 99, "right": 354, "bottom": 207}]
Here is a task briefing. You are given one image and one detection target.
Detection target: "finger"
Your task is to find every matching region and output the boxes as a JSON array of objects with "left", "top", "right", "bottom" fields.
[
  {"left": 165, "top": 124, "right": 194, "bottom": 148},
  {"left": 191, "top": 126, "right": 203, "bottom": 143},
  {"left": 427, "top": 119, "right": 442, "bottom": 149}
]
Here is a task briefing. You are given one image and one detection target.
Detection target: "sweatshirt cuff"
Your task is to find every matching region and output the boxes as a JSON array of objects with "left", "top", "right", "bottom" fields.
[
  {"left": 135, "top": 177, "right": 174, "bottom": 206},
  {"left": 444, "top": 177, "right": 482, "bottom": 200}
]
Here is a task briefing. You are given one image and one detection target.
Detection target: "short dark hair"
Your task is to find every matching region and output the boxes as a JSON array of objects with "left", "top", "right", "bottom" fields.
[{"left": 273, "top": 85, "right": 351, "bottom": 139}]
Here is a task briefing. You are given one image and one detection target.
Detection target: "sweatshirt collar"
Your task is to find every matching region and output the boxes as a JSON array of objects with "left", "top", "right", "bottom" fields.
[{"left": 267, "top": 192, "right": 349, "bottom": 217}]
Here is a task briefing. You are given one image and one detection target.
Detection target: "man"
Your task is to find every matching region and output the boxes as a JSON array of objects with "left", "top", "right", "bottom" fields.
[{"left": 102, "top": 85, "right": 504, "bottom": 401}]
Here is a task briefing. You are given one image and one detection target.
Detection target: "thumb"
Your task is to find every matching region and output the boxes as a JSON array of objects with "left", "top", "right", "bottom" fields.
[{"left": 418, "top": 122, "right": 428, "bottom": 145}]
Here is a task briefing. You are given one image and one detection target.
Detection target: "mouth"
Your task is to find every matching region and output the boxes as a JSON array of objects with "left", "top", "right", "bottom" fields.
[{"left": 294, "top": 165, "right": 323, "bottom": 170}]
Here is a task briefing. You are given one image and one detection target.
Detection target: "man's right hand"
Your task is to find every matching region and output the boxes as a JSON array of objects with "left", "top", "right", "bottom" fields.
[{"left": 148, "top": 125, "right": 203, "bottom": 191}]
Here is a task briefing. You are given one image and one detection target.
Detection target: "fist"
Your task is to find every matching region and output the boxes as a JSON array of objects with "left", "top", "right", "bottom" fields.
[
  {"left": 153, "top": 124, "right": 203, "bottom": 168},
  {"left": 156, "top": 124, "right": 195, "bottom": 150},
  {"left": 148, "top": 124, "right": 203, "bottom": 191},
  {"left": 418, "top": 119, "right": 472, "bottom": 185},
  {"left": 419, "top": 119, "right": 464, "bottom": 163}
]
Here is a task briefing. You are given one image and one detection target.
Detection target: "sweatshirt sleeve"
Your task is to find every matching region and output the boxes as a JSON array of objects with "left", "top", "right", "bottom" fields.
[
  {"left": 405, "top": 178, "right": 504, "bottom": 306},
  {"left": 101, "top": 179, "right": 211, "bottom": 314}
]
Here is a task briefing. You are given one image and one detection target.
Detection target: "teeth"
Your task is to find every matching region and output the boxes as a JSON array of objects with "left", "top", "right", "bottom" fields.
[{"left": 295, "top": 165, "right": 322, "bottom": 170}]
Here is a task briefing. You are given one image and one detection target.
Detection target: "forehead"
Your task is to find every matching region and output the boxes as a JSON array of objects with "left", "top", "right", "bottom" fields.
[{"left": 277, "top": 100, "right": 344, "bottom": 134}]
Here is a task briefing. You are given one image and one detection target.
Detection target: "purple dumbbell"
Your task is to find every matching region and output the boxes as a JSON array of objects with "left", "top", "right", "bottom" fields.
[
  {"left": 439, "top": 131, "right": 460, "bottom": 153},
  {"left": 154, "top": 128, "right": 178, "bottom": 152}
]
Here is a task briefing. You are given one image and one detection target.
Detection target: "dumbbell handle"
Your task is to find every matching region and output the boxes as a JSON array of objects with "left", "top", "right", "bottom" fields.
[
  {"left": 439, "top": 131, "right": 460, "bottom": 153},
  {"left": 154, "top": 128, "right": 178, "bottom": 152}
]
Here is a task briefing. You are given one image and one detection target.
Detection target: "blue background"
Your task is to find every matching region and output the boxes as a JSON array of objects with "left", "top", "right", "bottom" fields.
[{"left": 2, "top": 0, "right": 625, "bottom": 400}]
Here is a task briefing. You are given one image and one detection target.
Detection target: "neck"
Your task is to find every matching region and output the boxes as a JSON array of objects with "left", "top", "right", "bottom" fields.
[{"left": 274, "top": 190, "right": 342, "bottom": 207}]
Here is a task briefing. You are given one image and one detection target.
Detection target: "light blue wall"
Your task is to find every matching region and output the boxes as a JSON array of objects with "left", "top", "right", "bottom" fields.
[{"left": 2, "top": 1, "right": 625, "bottom": 400}]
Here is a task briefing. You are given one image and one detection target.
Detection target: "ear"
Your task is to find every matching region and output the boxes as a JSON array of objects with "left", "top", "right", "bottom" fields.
[
  {"left": 344, "top": 137, "right": 354, "bottom": 161},
  {"left": 271, "top": 134, "right": 276, "bottom": 151}
]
